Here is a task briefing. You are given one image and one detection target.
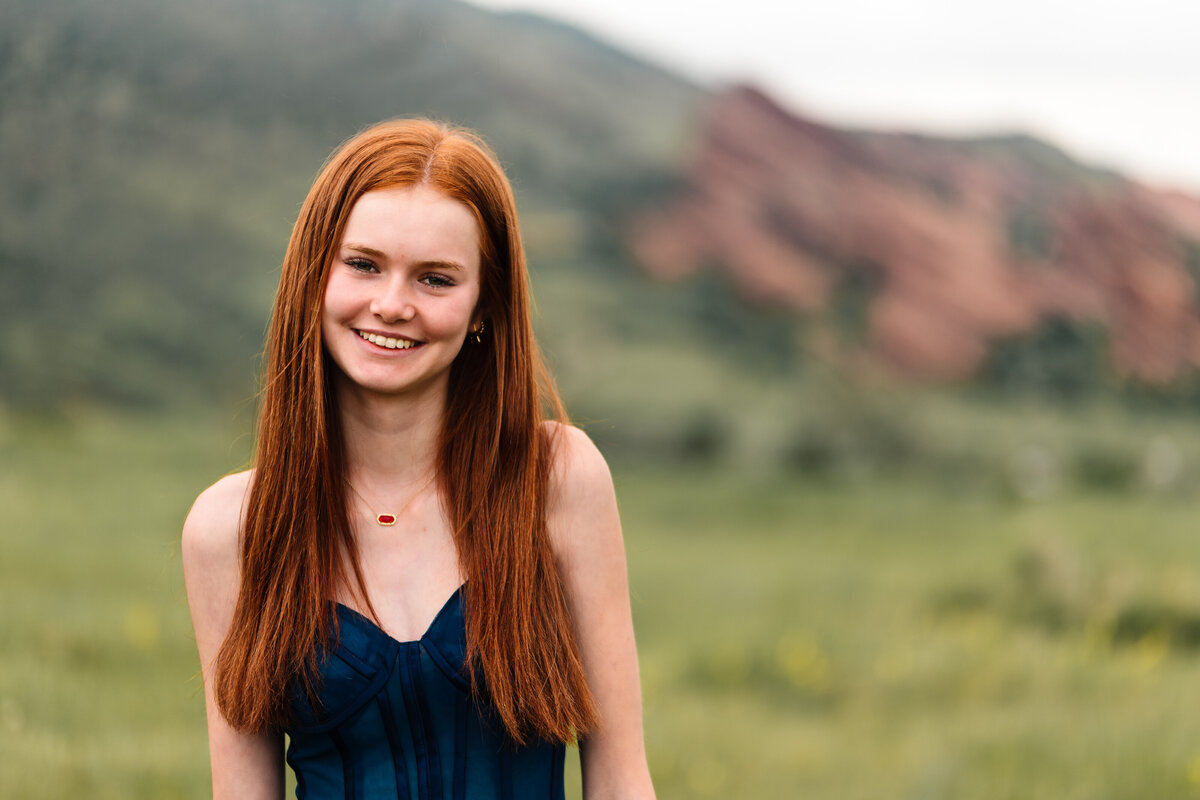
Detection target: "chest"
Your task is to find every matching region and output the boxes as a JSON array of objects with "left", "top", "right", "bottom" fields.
[{"left": 340, "top": 492, "right": 463, "bottom": 643}]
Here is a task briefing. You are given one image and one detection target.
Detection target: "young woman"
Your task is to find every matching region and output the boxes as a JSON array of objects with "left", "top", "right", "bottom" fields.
[{"left": 182, "top": 119, "right": 655, "bottom": 799}]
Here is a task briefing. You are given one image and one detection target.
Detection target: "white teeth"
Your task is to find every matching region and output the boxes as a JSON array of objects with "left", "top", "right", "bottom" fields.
[{"left": 358, "top": 330, "right": 416, "bottom": 350}]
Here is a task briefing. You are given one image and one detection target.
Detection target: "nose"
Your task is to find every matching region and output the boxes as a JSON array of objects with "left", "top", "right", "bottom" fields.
[{"left": 370, "top": 274, "right": 416, "bottom": 323}]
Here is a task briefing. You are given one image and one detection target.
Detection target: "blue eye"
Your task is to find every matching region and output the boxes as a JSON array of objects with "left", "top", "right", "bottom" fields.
[
  {"left": 346, "top": 257, "right": 377, "bottom": 273},
  {"left": 421, "top": 274, "right": 455, "bottom": 288}
]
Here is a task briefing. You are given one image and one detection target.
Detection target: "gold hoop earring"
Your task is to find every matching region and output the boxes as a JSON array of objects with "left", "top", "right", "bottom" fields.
[{"left": 472, "top": 321, "right": 485, "bottom": 344}]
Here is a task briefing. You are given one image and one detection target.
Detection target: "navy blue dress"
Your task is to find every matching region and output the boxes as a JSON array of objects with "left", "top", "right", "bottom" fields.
[{"left": 284, "top": 586, "right": 567, "bottom": 799}]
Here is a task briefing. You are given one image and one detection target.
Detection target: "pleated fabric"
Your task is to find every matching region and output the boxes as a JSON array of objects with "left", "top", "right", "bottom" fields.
[{"left": 285, "top": 586, "right": 566, "bottom": 800}]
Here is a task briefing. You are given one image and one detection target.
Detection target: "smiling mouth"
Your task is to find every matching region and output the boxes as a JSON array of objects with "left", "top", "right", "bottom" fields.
[{"left": 357, "top": 330, "right": 421, "bottom": 350}]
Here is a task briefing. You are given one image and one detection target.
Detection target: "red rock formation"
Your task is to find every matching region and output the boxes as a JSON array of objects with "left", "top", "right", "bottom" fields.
[{"left": 629, "top": 85, "right": 1200, "bottom": 382}]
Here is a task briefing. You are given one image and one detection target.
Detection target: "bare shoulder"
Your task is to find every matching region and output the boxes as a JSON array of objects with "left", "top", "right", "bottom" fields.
[
  {"left": 182, "top": 469, "right": 253, "bottom": 572},
  {"left": 183, "top": 469, "right": 255, "bottom": 664},
  {"left": 544, "top": 421, "right": 612, "bottom": 489},
  {"left": 543, "top": 422, "right": 614, "bottom": 509},
  {"left": 542, "top": 421, "right": 620, "bottom": 557}
]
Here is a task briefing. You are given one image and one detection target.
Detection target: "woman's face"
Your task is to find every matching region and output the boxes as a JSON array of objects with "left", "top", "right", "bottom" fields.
[{"left": 321, "top": 184, "right": 483, "bottom": 401}]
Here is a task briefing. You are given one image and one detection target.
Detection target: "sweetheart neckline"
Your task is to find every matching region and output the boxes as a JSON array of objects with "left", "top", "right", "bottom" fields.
[{"left": 334, "top": 583, "right": 465, "bottom": 647}]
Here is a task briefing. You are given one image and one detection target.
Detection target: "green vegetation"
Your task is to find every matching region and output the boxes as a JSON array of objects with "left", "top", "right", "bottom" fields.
[
  {"left": 5, "top": 402, "right": 1200, "bottom": 798},
  {"left": 982, "top": 317, "right": 1114, "bottom": 401},
  {"left": 0, "top": 0, "right": 700, "bottom": 412}
]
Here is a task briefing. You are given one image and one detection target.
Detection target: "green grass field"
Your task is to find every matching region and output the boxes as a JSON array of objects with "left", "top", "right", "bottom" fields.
[{"left": 4, "top": 408, "right": 1200, "bottom": 798}]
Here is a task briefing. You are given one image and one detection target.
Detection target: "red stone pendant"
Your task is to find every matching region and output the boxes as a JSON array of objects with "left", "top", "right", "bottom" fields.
[{"left": 376, "top": 514, "right": 397, "bottom": 526}]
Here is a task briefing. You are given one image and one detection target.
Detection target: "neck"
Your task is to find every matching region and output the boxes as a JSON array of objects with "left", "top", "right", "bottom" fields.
[{"left": 335, "top": 377, "right": 445, "bottom": 487}]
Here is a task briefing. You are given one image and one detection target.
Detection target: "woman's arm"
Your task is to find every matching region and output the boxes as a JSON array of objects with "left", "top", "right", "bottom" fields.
[
  {"left": 182, "top": 471, "right": 284, "bottom": 800},
  {"left": 547, "top": 424, "right": 656, "bottom": 800}
]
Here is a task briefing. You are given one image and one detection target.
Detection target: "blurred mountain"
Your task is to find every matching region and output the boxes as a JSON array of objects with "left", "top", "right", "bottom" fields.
[
  {"left": 3, "top": 0, "right": 1200, "bottom": 415},
  {"left": 631, "top": 86, "right": 1200, "bottom": 386},
  {"left": 0, "top": 0, "right": 699, "bottom": 408}
]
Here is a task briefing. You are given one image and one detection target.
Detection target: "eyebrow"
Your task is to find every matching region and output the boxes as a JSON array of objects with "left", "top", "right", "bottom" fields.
[
  {"left": 343, "top": 243, "right": 388, "bottom": 259},
  {"left": 342, "top": 243, "right": 466, "bottom": 271}
]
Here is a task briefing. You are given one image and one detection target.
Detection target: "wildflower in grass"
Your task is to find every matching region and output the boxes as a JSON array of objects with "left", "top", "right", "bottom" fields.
[
  {"left": 1187, "top": 753, "right": 1200, "bottom": 784},
  {"left": 775, "top": 632, "right": 831, "bottom": 691},
  {"left": 123, "top": 603, "right": 160, "bottom": 651},
  {"left": 1134, "top": 630, "right": 1168, "bottom": 673}
]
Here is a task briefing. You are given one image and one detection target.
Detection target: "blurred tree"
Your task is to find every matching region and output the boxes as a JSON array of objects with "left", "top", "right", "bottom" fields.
[{"left": 981, "top": 316, "right": 1112, "bottom": 401}]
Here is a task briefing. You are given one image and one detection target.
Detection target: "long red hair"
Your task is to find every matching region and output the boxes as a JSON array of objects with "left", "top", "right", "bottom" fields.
[{"left": 214, "top": 119, "right": 598, "bottom": 744}]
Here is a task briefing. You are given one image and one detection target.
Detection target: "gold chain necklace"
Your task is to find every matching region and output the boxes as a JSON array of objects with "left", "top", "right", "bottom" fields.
[{"left": 346, "top": 474, "right": 435, "bottom": 526}]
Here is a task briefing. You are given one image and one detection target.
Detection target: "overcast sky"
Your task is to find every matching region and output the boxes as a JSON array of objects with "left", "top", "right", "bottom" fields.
[{"left": 469, "top": 0, "right": 1200, "bottom": 192}]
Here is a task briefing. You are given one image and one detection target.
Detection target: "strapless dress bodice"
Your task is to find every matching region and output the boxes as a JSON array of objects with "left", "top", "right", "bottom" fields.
[{"left": 284, "top": 587, "right": 566, "bottom": 800}]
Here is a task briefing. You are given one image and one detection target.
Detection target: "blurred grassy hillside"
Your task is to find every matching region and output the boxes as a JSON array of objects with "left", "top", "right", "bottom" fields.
[{"left": 6, "top": 409, "right": 1200, "bottom": 798}]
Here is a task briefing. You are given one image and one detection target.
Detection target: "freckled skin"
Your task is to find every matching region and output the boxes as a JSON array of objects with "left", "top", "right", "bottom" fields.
[{"left": 321, "top": 185, "right": 483, "bottom": 402}]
